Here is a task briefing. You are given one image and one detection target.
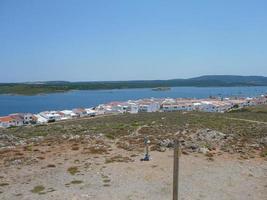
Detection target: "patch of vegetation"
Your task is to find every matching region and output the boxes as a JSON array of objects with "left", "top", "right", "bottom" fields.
[
  {"left": 47, "top": 164, "right": 56, "bottom": 168},
  {"left": 83, "top": 145, "right": 108, "bottom": 154},
  {"left": 23, "top": 145, "right": 33, "bottom": 151},
  {"left": 0, "top": 183, "right": 9, "bottom": 187},
  {"left": 260, "top": 147, "right": 267, "bottom": 157},
  {"left": 67, "top": 166, "right": 79, "bottom": 175},
  {"left": 105, "top": 133, "right": 115, "bottom": 140},
  {"left": 103, "top": 179, "right": 111, "bottom": 183},
  {"left": 71, "top": 146, "right": 80, "bottom": 151},
  {"left": 105, "top": 155, "right": 133, "bottom": 164},
  {"left": 47, "top": 188, "right": 56, "bottom": 193},
  {"left": 30, "top": 185, "right": 45, "bottom": 194},
  {"left": 101, "top": 174, "right": 109, "bottom": 179},
  {"left": 70, "top": 180, "right": 83, "bottom": 184}
]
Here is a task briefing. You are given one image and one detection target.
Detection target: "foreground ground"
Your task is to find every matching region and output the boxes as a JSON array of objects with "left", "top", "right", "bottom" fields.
[
  {"left": 0, "top": 147, "right": 266, "bottom": 200},
  {"left": 0, "top": 106, "right": 267, "bottom": 199}
]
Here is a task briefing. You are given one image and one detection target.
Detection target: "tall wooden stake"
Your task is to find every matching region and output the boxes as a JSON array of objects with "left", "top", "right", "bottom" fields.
[{"left": 173, "top": 139, "right": 179, "bottom": 200}]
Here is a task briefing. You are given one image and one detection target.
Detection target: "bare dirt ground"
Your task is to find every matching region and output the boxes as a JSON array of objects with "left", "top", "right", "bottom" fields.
[{"left": 0, "top": 140, "right": 266, "bottom": 200}]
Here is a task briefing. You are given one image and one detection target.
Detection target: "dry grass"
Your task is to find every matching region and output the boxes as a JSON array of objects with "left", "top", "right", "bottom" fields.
[
  {"left": 83, "top": 145, "right": 108, "bottom": 154},
  {"left": 67, "top": 166, "right": 79, "bottom": 175},
  {"left": 105, "top": 155, "right": 133, "bottom": 164},
  {"left": 70, "top": 180, "right": 83, "bottom": 184},
  {"left": 47, "top": 164, "right": 56, "bottom": 168},
  {"left": 30, "top": 185, "right": 45, "bottom": 194},
  {"left": 0, "top": 183, "right": 9, "bottom": 187}
]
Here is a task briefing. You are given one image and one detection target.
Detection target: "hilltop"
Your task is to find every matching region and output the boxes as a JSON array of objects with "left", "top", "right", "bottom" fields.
[
  {"left": 0, "top": 105, "right": 266, "bottom": 199},
  {"left": 1, "top": 75, "right": 267, "bottom": 95}
]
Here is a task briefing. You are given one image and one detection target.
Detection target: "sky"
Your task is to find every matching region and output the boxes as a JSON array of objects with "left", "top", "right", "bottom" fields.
[{"left": 0, "top": 0, "right": 267, "bottom": 82}]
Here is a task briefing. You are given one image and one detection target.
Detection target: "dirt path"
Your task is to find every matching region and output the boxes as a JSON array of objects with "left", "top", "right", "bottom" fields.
[{"left": 225, "top": 117, "right": 267, "bottom": 125}]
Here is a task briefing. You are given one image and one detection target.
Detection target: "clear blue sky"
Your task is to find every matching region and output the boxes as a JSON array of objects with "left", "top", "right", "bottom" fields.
[{"left": 0, "top": 0, "right": 267, "bottom": 82}]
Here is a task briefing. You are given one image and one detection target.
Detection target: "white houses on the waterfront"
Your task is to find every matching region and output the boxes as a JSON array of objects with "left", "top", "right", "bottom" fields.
[
  {"left": 22, "top": 113, "right": 37, "bottom": 124},
  {"left": 60, "top": 110, "right": 78, "bottom": 119},
  {"left": 137, "top": 99, "right": 160, "bottom": 112},
  {"left": 85, "top": 108, "right": 96, "bottom": 116},
  {"left": 39, "top": 111, "right": 61, "bottom": 122},
  {"left": 126, "top": 101, "right": 139, "bottom": 114},
  {"left": 72, "top": 108, "right": 87, "bottom": 117},
  {"left": 1, "top": 95, "right": 267, "bottom": 129},
  {"left": 0, "top": 116, "right": 17, "bottom": 128}
]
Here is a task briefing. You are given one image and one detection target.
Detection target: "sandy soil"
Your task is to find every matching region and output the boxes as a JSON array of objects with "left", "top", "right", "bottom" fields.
[{"left": 0, "top": 141, "right": 266, "bottom": 200}]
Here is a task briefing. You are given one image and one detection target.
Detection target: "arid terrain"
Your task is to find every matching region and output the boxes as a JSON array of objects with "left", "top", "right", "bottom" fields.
[{"left": 0, "top": 106, "right": 267, "bottom": 200}]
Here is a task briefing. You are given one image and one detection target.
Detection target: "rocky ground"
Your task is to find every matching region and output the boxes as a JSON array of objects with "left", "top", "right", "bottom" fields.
[
  {"left": 0, "top": 143, "right": 266, "bottom": 200},
  {"left": 0, "top": 110, "right": 267, "bottom": 199}
]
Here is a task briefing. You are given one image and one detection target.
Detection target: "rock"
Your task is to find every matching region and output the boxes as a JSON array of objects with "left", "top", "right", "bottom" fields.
[
  {"left": 199, "top": 147, "right": 210, "bottom": 154},
  {"left": 10, "top": 159, "right": 22, "bottom": 165},
  {"left": 249, "top": 144, "right": 260, "bottom": 149},
  {"left": 0, "top": 143, "right": 6, "bottom": 148},
  {"left": 195, "top": 129, "right": 227, "bottom": 143},
  {"left": 260, "top": 137, "right": 267, "bottom": 146},
  {"left": 150, "top": 145, "right": 166, "bottom": 152},
  {"left": 159, "top": 139, "right": 174, "bottom": 148},
  {"left": 184, "top": 142, "right": 199, "bottom": 152},
  {"left": 158, "top": 146, "right": 166, "bottom": 152},
  {"left": 70, "top": 135, "right": 80, "bottom": 140}
]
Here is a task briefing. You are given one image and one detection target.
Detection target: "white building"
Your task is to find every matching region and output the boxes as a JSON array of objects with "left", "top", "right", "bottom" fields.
[
  {"left": 198, "top": 101, "right": 217, "bottom": 112},
  {"left": 72, "top": 108, "right": 88, "bottom": 117},
  {"left": 162, "top": 98, "right": 197, "bottom": 112},
  {"left": 138, "top": 99, "right": 160, "bottom": 112},
  {"left": 9, "top": 114, "right": 24, "bottom": 126},
  {"left": 85, "top": 108, "right": 96, "bottom": 116},
  {"left": 253, "top": 95, "right": 267, "bottom": 105},
  {"left": 95, "top": 105, "right": 106, "bottom": 115},
  {"left": 60, "top": 110, "right": 78, "bottom": 119},
  {"left": 35, "top": 114, "right": 48, "bottom": 124},
  {"left": 39, "top": 111, "right": 61, "bottom": 122},
  {"left": 126, "top": 101, "right": 139, "bottom": 114},
  {"left": 104, "top": 102, "right": 128, "bottom": 113},
  {"left": 23, "top": 113, "right": 36, "bottom": 124},
  {"left": 0, "top": 116, "right": 17, "bottom": 128}
]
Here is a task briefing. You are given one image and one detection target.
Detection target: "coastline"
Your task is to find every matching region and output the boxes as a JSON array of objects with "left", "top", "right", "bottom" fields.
[{"left": 0, "top": 85, "right": 266, "bottom": 96}]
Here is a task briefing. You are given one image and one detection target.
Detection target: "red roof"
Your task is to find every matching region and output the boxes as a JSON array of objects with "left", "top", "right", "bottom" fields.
[
  {"left": 0, "top": 116, "right": 14, "bottom": 123},
  {"left": 9, "top": 114, "right": 24, "bottom": 121}
]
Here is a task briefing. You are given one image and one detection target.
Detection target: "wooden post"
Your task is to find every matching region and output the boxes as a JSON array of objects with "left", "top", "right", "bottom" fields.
[
  {"left": 173, "top": 139, "right": 179, "bottom": 200},
  {"left": 143, "top": 137, "right": 150, "bottom": 161}
]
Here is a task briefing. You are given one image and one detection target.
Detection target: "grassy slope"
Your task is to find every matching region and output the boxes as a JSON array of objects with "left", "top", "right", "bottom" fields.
[{"left": 227, "top": 104, "right": 267, "bottom": 122}]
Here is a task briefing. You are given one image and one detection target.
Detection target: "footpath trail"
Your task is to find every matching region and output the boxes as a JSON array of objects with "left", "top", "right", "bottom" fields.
[{"left": 225, "top": 117, "right": 267, "bottom": 125}]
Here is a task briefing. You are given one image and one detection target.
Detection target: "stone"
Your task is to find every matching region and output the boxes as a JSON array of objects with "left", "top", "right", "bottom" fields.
[
  {"left": 199, "top": 147, "right": 210, "bottom": 154},
  {"left": 159, "top": 139, "right": 174, "bottom": 148}
]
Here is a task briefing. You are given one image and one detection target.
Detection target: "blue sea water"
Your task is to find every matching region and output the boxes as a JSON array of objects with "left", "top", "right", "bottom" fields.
[{"left": 0, "top": 86, "right": 267, "bottom": 116}]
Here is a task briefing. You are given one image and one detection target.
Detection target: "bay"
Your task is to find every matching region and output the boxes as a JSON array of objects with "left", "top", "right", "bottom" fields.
[{"left": 0, "top": 86, "right": 267, "bottom": 116}]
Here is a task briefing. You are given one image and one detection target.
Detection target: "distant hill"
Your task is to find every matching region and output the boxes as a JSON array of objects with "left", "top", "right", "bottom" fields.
[
  {"left": 189, "top": 75, "right": 267, "bottom": 85},
  {"left": 0, "top": 75, "right": 267, "bottom": 95}
]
